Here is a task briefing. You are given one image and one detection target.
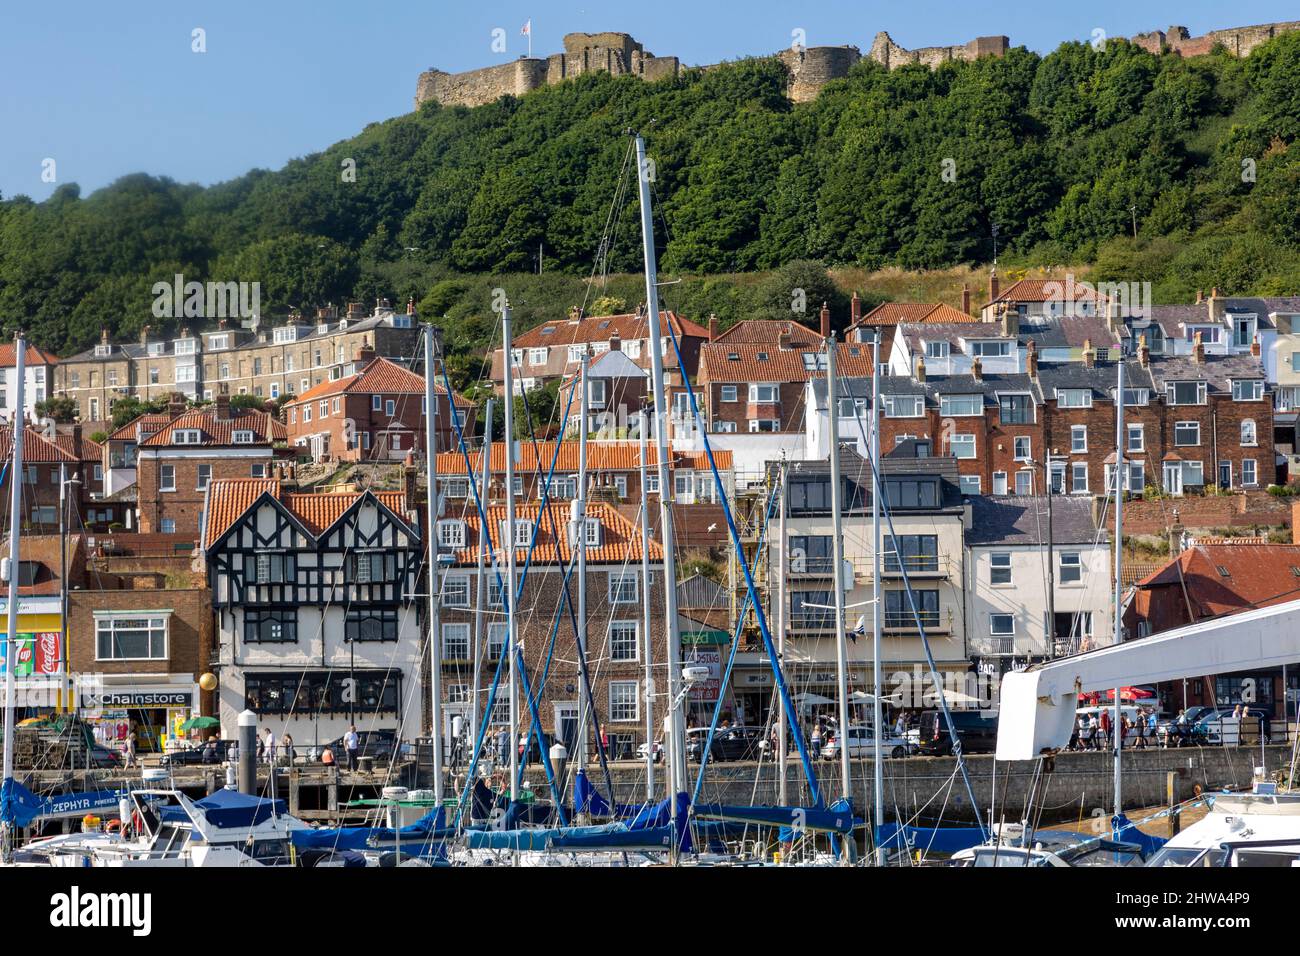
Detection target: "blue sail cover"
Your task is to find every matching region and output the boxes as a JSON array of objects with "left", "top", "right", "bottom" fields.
[
  {"left": 185, "top": 789, "right": 287, "bottom": 829},
  {"left": 1112, "top": 814, "right": 1167, "bottom": 856},
  {"left": 573, "top": 769, "right": 612, "bottom": 816},
  {"left": 291, "top": 806, "right": 451, "bottom": 852},
  {"left": 694, "top": 798, "right": 855, "bottom": 835},
  {"left": 875, "top": 822, "right": 986, "bottom": 855},
  {"left": 1, "top": 779, "right": 122, "bottom": 828},
  {"left": 466, "top": 822, "right": 634, "bottom": 851}
]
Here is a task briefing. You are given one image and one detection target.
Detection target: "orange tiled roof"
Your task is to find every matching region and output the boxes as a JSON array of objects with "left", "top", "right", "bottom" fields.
[
  {"left": 990, "top": 279, "right": 1109, "bottom": 305},
  {"left": 451, "top": 501, "right": 662, "bottom": 565},
  {"left": 0, "top": 344, "right": 58, "bottom": 367},
  {"left": 510, "top": 311, "right": 709, "bottom": 349},
  {"left": 1137, "top": 544, "right": 1300, "bottom": 619},
  {"left": 107, "top": 413, "right": 174, "bottom": 442},
  {"left": 712, "top": 319, "right": 822, "bottom": 345},
  {"left": 434, "top": 441, "right": 733, "bottom": 477},
  {"left": 851, "top": 302, "right": 978, "bottom": 328},
  {"left": 288, "top": 357, "right": 474, "bottom": 409},
  {"left": 51, "top": 432, "right": 103, "bottom": 462},
  {"left": 140, "top": 406, "right": 285, "bottom": 447},
  {"left": 203, "top": 477, "right": 410, "bottom": 548},
  {"left": 699, "top": 342, "right": 874, "bottom": 383},
  {"left": 0, "top": 426, "right": 76, "bottom": 463}
]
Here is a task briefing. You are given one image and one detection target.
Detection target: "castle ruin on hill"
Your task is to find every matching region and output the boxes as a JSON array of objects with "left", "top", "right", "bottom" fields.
[{"left": 415, "top": 21, "right": 1300, "bottom": 110}]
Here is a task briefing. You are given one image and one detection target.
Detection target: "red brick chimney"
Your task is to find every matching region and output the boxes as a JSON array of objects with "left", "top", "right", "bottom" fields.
[
  {"left": 1082, "top": 339, "right": 1095, "bottom": 369},
  {"left": 407, "top": 297, "right": 416, "bottom": 316},
  {"left": 1026, "top": 340, "right": 1038, "bottom": 379},
  {"left": 71, "top": 423, "right": 82, "bottom": 457},
  {"left": 215, "top": 392, "right": 232, "bottom": 421},
  {"left": 850, "top": 292, "right": 862, "bottom": 327},
  {"left": 1251, "top": 335, "right": 1261, "bottom": 358},
  {"left": 989, "top": 269, "right": 1000, "bottom": 306},
  {"left": 972, "top": 356, "right": 984, "bottom": 382},
  {"left": 167, "top": 393, "right": 185, "bottom": 419},
  {"left": 355, "top": 341, "right": 376, "bottom": 365},
  {"left": 819, "top": 302, "right": 831, "bottom": 338},
  {"left": 1192, "top": 331, "right": 1205, "bottom": 365},
  {"left": 609, "top": 333, "right": 621, "bottom": 352},
  {"left": 708, "top": 314, "right": 718, "bottom": 342},
  {"left": 961, "top": 284, "right": 971, "bottom": 316}
]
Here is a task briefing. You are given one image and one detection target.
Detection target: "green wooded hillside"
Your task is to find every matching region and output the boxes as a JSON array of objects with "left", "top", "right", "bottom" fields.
[{"left": 3, "top": 34, "right": 1300, "bottom": 379}]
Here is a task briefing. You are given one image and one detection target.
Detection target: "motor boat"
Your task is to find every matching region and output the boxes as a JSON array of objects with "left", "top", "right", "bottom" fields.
[{"left": 1145, "top": 784, "right": 1300, "bottom": 867}]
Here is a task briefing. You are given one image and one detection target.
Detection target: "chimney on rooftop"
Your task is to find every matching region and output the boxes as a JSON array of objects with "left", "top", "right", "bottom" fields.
[
  {"left": 961, "top": 284, "right": 971, "bottom": 316},
  {"left": 215, "top": 392, "right": 232, "bottom": 422},
  {"left": 1169, "top": 509, "right": 1185, "bottom": 556},
  {"left": 915, "top": 355, "right": 927, "bottom": 383},
  {"left": 1027, "top": 340, "right": 1039, "bottom": 379},
  {"left": 972, "top": 356, "right": 984, "bottom": 382},
  {"left": 355, "top": 341, "right": 376, "bottom": 365},
  {"left": 778, "top": 329, "right": 792, "bottom": 351},
  {"left": 1192, "top": 331, "right": 1205, "bottom": 365},
  {"left": 1083, "top": 338, "right": 1095, "bottom": 369},
  {"left": 989, "top": 268, "right": 1000, "bottom": 306},
  {"left": 820, "top": 302, "right": 831, "bottom": 338},
  {"left": 71, "top": 423, "right": 82, "bottom": 456},
  {"left": 1195, "top": 289, "right": 1203, "bottom": 304},
  {"left": 139, "top": 325, "right": 151, "bottom": 346},
  {"left": 568, "top": 306, "right": 581, "bottom": 324},
  {"left": 708, "top": 313, "right": 718, "bottom": 342},
  {"left": 851, "top": 292, "right": 862, "bottom": 326},
  {"left": 1138, "top": 333, "right": 1150, "bottom": 368},
  {"left": 407, "top": 297, "right": 416, "bottom": 316},
  {"left": 1000, "top": 304, "right": 1019, "bottom": 338},
  {"left": 167, "top": 393, "right": 185, "bottom": 419},
  {"left": 609, "top": 333, "right": 621, "bottom": 352},
  {"left": 100, "top": 328, "right": 109, "bottom": 346},
  {"left": 1251, "top": 335, "right": 1261, "bottom": 358}
]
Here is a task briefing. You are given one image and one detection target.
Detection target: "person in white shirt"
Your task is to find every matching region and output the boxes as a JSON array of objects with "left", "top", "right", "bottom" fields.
[
  {"left": 263, "top": 728, "right": 276, "bottom": 764},
  {"left": 344, "top": 725, "right": 360, "bottom": 771}
]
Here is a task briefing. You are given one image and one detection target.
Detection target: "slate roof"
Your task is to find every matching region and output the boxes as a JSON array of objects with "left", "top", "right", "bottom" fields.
[
  {"left": 1143, "top": 353, "right": 1267, "bottom": 392},
  {"left": 966, "top": 495, "right": 1102, "bottom": 546}
]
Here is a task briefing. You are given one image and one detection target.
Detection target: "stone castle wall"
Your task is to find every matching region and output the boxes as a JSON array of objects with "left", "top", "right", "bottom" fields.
[{"left": 415, "top": 20, "right": 1300, "bottom": 110}]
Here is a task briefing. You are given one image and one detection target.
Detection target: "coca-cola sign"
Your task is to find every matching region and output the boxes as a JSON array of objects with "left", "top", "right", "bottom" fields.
[{"left": 34, "top": 632, "right": 61, "bottom": 674}]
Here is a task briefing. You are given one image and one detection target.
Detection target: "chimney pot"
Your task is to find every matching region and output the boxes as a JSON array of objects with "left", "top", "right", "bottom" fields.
[
  {"left": 407, "top": 297, "right": 416, "bottom": 316},
  {"left": 851, "top": 292, "right": 862, "bottom": 325},
  {"left": 961, "top": 284, "right": 971, "bottom": 316},
  {"left": 1026, "top": 340, "right": 1039, "bottom": 379},
  {"left": 988, "top": 268, "right": 1000, "bottom": 307},
  {"left": 819, "top": 302, "right": 831, "bottom": 339},
  {"left": 915, "top": 355, "right": 927, "bottom": 383},
  {"left": 708, "top": 314, "right": 719, "bottom": 342},
  {"left": 1195, "top": 289, "right": 1203, "bottom": 304},
  {"left": 972, "top": 356, "right": 983, "bottom": 381}
]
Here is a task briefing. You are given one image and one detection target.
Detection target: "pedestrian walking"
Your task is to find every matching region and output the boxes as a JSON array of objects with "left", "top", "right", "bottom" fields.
[
  {"left": 125, "top": 730, "right": 137, "bottom": 768},
  {"left": 263, "top": 727, "right": 276, "bottom": 764},
  {"left": 811, "top": 723, "right": 823, "bottom": 759},
  {"left": 281, "top": 732, "right": 295, "bottom": 766}
]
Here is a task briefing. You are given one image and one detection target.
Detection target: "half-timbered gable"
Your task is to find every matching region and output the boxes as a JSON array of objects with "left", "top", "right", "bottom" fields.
[{"left": 204, "top": 479, "right": 425, "bottom": 743}]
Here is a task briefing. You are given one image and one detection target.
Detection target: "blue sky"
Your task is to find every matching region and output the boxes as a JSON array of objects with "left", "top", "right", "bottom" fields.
[{"left": 2, "top": 0, "right": 1297, "bottom": 201}]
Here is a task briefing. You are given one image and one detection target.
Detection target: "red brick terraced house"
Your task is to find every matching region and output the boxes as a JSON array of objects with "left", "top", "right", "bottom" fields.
[
  {"left": 434, "top": 501, "right": 666, "bottom": 759},
  {"left": 283, "top": 356, "right": 475, "bottom": 462},
  {"left": 136, "top": 394, "right": 289, "bottom": 539},
  {"left": 0, "top": 425, "right": 100, "bottom": 533},
  {"left": 846, "top": 298, "right": 978, "bottom": 354}
]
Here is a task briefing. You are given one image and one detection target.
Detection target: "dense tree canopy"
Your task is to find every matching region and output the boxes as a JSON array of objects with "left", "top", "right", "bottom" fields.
[{"left": 4, "top": 33, "right": 1300, "bottom": 379}]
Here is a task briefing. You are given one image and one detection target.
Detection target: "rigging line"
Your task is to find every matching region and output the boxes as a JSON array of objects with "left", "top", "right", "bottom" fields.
[
  {"left": 843, "top": 388, "right": 988, "bottom": 839},
  {"left": 439, "top": 354, "right": 566, "bottom": 830},
  {"left": 659, "top": 306, "right": 825, "bottom": 809}
]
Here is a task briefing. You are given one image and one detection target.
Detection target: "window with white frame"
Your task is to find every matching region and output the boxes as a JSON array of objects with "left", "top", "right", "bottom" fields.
[
  {"left": 713, "top": 421, "right": 737, "bottom": 433},
  {"left": 1059, "top": 551, "right": 1082, "bottom": 584},
  {"left": 924, "top": 340, "right": 950, "bottom": 359},
  {"left": 233, "top": 430, "right": 254, "bottom": 444},
  {"left": 372, "top": 395, "right": 382, "bottom": 411},
  {"left": 96, "top": 614, "right": 168, "bottom": 660},
  {"left": 1014, "top": 436, "right": 1032, "bottom": 460},
  {"left": 949, "top": 434, "right": 976, "bottom": 459},
  {"left": 1241, "top": 419, "right": 1257, "bottom": 446},
  {"left": 883, "top": 395, "right": 924, "bottom": 418},
  {"left": 487, "top": 623, "right": 507, "bottom": 659},
  {"left": 1056, "top": 389, "right": 1092, "bottom": 408},
  {"left": 160, "top": 465, "right": 176, "bottom": 491},
  {"left": 1071, "top": 425, "right": 1087, "bottom": 453},
  {"left": 609, "top": 621, "right": 638, "bottom": 662},
  {"left": 970, "top": 340, "right": 1012, "bottom": 357},
  {"left": 1071, "top": 462, "right": 1089, "bottom": 493},
  {"left": 609, "top": 681, "right": 639, "bottom": 722},
  {"left": 940, "top": 394, "right": 982, "bottom": 417},
  {"left": 1126, "top": 424, "right": 1144, "bottom": 452},
  {"left": 992, "top": 472, "right": 1007, "bottom": 495},
  {"left": 385, "top": 400, "right": 396, "bottom": 416},
  {"left": 1123, "top": 388, "right": 1149, "bottom": 406},
  {"left": 444, "top": 478, "right": 469, "bottom": 498},
  {"left": 442, "top": 575, "right": 470, "bottom": 607},
  {"left": 749, "top": 419, "right": 780, "bottom": 432},
  {"left": 749, "top": 383, "right": 778, "bottom": 403},
  {"left": 989, "top": 613, "right": 1014, "bottom": 636},
  {"left": 1167, "top": 381, "right": 1207, "bottom": 405},
  {"left": 1174, "top": 421, "right": 1200, "bottom": 446},
  {"left": 990, "top": 552, "right": 1011, "bottom": 585},
  {"left": 567, "top": 345, "right": 586, "bottom": 363},
  {"left": 196, "top": 464, "right": 211, "bottom": 489},
  {"left": 1232, "top": 379, "right": 1264, "bottom": 401},
  {"left": 720, "top": 385, "right": 738, "bottom": 402},
  {"left": 1015, "top": 470, "right": 1033, "bottom": 496},
  {"left": 173, "top": 429, "right": 202, "bottom": 445},
  {"left": 609, "top": 571, "right": 639, "bottom": 604},
  {"left": 528, "top": 348, "right": 548, "bottom": 366},
  {"left": 1242, "top": 459, "right": 1258, "bottom": 486},
  {"left": 438, "top": 519, "right": 466, "bottom": 549},
  {"left": 441, "top": 623, "right": 470, "bottom": 660},
  {"left": 959, "top": 475, "right": 981, "bottom": 495}
]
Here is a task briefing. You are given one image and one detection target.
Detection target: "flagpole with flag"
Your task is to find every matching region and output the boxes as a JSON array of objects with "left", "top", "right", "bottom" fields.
[{"left": 521, "top": 19, "right": 532, "bottom": 58}]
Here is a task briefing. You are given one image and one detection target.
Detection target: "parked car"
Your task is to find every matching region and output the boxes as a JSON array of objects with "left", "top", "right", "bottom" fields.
[
  {"left": 320, "top": 729, "right": 405, "bottom": 764},
  {"left": 682, "top": 726, "right": 763, "bottom": 762},
  {"left": 635, "top": 739, "right": 665, "bottom": 764},
  {"left": 916, "top": 710, "right": 999, "bottom": 755},
  {"left": 820, "top": 724, "right": 912, "bottom": 760},
  {"left": 161, "top": 739, "right": 234, "bottom": 767}
]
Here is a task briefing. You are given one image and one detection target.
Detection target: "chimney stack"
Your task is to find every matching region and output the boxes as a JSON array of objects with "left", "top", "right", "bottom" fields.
[
  {"left": 215, "top": 392, "right": 232, "bottom": 421},
  {"left": 1192, "top": 331, "right": 1205, "bottom": 365},
  {"left": 1169, "top": 509, "right": 1185, "bottom": 556},
  {"left": 167, "top": 393, "right": 185, "bottom": 419},
  {"left": 1138, "top": 333, "right": 1150, "bottom": 368},
  {"left": 407, "top": 297, "right": 416, "bottom": 316},
  {"left": 609, "top": 333, "right": 621, "bottom": 352},
  {"left": 355, "top": 341, "right": 376, "bottom": 365},
  {"left": 988, "top": 268, "right": 1000, "bottom": 307},
  {"left": 961, "top": 284, "right": 971, "bottom": 316},
  {"left": 140, "top": 325, "right": 151, "bottom": 346},
  {"left": 100, "top": 328, "right": 109, "bottom": 346},
  {"left": 71, "top": 423, "right": 82, "bottom": 457},
  {"left": 708, "top": 313, "right": 719, "bottom": 342},
  {"left": 819, "top": 302, "right": 831, "bottom": 338},
  {"left": 1000, "top": 304, "right": 1019, "bottom": 338},
  {"left": 1195, "top": 289, "right": 1203, "bottom": 304},
  {"left": 1082, "top": 338, "right": 1095, "bottom": 369},
  {"left": 851, "top": 292, "right": 862, "bottom": 326},
  {"left": 778, "top": 329, "right": 792, "bottom": 351},
  {"left": 1251, "top": 335, "right": 1261, "bottom": 358},
  {"left": 1026, "top": 340, "right": 1039, "bottom": 379},
  {"left": 972, "top": 356, "right": 984, "bottom": 381},
  {"left": 915, "top": 355, "right": 927, "bottom": 383}
]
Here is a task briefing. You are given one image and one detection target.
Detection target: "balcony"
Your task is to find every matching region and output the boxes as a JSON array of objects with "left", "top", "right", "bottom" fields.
[{"left": 972, "top": 637, "right": 1016, "bottom": 657}]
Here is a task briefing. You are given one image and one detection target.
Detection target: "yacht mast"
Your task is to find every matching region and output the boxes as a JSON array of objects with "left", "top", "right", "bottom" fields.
[
  {"left": 870, "top": 329, "right": 885, "bottom": 864},
  {"left": 471, "top": 398, "right": 493, "bottom": 750},
  {"left": 826, "top": 334, "right": 854, "bottom": 812},
  {"left": 633, "top": 133, "right": 687, "bottom": 802},
  {"left": 1112, "top": 359, "right": 1125, "bottom": 819},
  {"left": 639, "top": 410, "right": 656, "bottom": 800},
  {"left": 1, "top": 335, "right": 25, "bottom": 863},
  {"left": 574, "top": 350, "right": 591, "bottom": 772},
  {"left": 423, "top": 325, "right": 445, "bottom": 805},
  {"left": 502, "top": 306, "right": 520, "bottom": 805},
  {"left": 776, "top": 460, "right": 789, "bottom": 807}
]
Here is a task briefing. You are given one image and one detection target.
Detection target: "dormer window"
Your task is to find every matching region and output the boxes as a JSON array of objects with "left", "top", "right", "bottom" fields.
[
  {"left": 570, "top": 517, "right": 602, "bottom": 547},
  {"left": 437, "top": 519, "right": 467, "bottom": 549},
  {"left": 1167, "top": 381, "right": 1207, "bottom": 405},
  {"left": 94, "top": 344, "right": 112, "bottom": 357},
  {"left": 1056, "top": 389, "right": 1092, "bottom": 409},
  {"left": 274, "top": 327, "right": 297, "bottom": 344},
  {"left": 500, "top": 520, "right": 534, "bottom": 547},
  {"left": 174, "top": 338, "right": 196, "bottom": 355},
  {"left": 148, "top": 342, "right": 165, "bottom": 356},
  {"left": 392, "top": 315, "right": 412, "bottom": 329},
  {"left": 924, "top": 341, "right": 949, "bottom": 359},
  {"left": 1232, "top": 379, "right": 1264, "bottom": 401},
  {"left": 317, "top": 323, "right": 330, "bottom": 335},
  {"left": 173, "top": 429, "right": 202, "bottom": 445},
  {"left": 232, "top": 430, "right": 254, "bottom": 444},
  {"left": 969, "top": 340, "right": 1011, "bottom": 358}
]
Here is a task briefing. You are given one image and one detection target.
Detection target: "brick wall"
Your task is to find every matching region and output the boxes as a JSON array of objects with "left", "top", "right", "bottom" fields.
[
  {"left": 66, "top": 587, "right": 213, "bottom": 681},
  {"left": 137, "top": 454, "right": 269, "bottom": 538},
  {"left": 1122, "top": 491, "right": 1292, "bottom": 535}
]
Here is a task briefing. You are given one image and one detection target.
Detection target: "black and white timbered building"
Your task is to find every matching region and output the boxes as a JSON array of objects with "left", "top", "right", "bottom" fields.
[{"left": 203, "top": 478, "right": 425, "bottom": 745}]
